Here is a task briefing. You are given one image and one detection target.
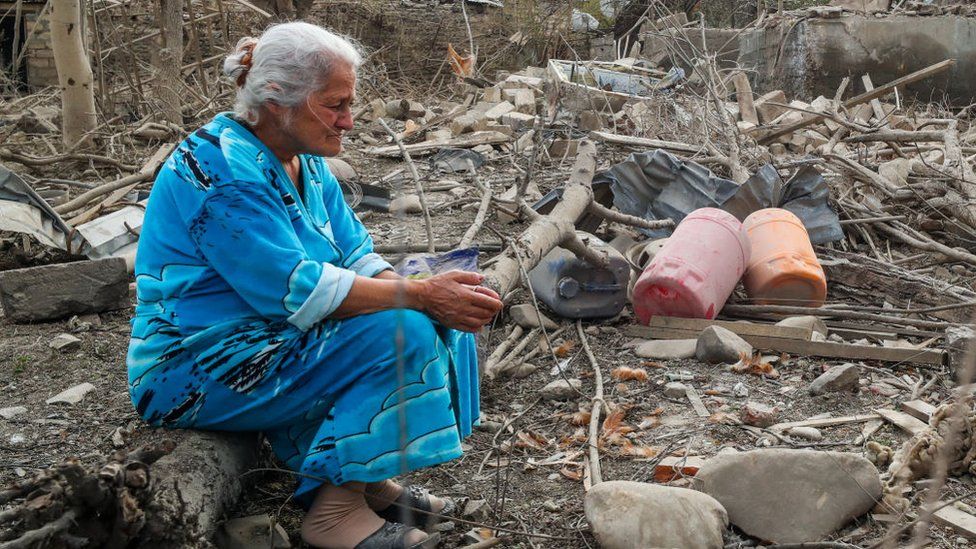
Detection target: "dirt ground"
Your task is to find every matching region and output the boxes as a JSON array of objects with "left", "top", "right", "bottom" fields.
[{"left": 2, "top": 135, "right": 973, "bottom": 547}]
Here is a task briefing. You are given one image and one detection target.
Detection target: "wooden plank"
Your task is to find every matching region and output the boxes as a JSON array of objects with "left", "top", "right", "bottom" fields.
[
  {"left": 365, "top": 131, "right": 512, "bottom": 157},
  {"left": 876, "top": 408, "right": 928, "bottom": 435},
  {"left": 933, "top": 504, "right": 976, "bottom": 540},
  {"left": 757, "top": 59, "right": 955, "bottom": 144},
  {"left": 646, "top": 316, "right": 813, "bottom": 341},
  {"left": 854, "top": 419, "right": 885, "bottom": 445},
  {"left": 624, "top": 324, "right": 947, "bottom": 366},
  {"left": 900, "top": 400, "right": 936, "bottom": 423},
  {"left": 589, "top": 131, "right": 705, "bottom": 155},
  {"left": 769, "top": 413, "right": 880, "bottom": 432},
  {"left": 732, "top": 72, "right": 759, "bottom": 126},
  {"left": 685, "top": 386, "right": 709, "bottom": 418}
]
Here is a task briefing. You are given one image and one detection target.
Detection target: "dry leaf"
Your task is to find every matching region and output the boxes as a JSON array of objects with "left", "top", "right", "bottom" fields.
[
  {"left": 707, "top": 411, "right": 741, "bottom": 425},
  {"left": 554, "top": 340, "right": 576, "bottom": 357},
  {"left": 647, "top": 407, "right": 664, "bottom": 416},
  {"left": 610, "top": 366, "right": 650, "bottom": 382},
  {"left": 447, "top": 43, "right": 475, "bottom": 77},
  {"left": 560, "top": 465, "right": 583, "bottom": 481},
  {"left": 568, "top": 411, "right": 591, "bottom": 426},
  {"left": 703, "top": 389, "right": 723, "bottom": 396},
  {"left": 642, "top": 361, "right": 667, "bottom": 369},
  {"left": 602, "top": 407, "right": 627, "bottom": 435},
  {"left": 515, "top": 430, "right": 548, "bottom": 451},
  {"left": 730, "top": 352, "right": 780, "bottom": 379},
  {"left": 638, "top": 416, "right": 661, "bottom": 430},
  {"left": 619, "top": 442, "right": 660, "bottom": 458}
]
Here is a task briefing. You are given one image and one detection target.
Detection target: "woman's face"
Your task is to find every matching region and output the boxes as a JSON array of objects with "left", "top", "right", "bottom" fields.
[{"left": 286, "top": 61, "right": 357, "bottom": 157}]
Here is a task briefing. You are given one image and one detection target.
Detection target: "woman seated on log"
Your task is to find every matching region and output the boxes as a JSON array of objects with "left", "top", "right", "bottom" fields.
[{"left": 126, "top": 21, "right": 502, "bottom": 549}]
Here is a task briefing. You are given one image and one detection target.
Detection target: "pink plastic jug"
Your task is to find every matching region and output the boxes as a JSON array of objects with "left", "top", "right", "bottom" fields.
[{"left": 632, "top": 208, "right": 751, "bottom": 323}]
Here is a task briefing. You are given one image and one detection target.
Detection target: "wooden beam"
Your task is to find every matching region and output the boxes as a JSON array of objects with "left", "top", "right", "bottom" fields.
[
  {"left": 876, "top": 408, "right": 928, "bottom": 435},
  {"left": 769, "top": 413, "right": 880, "bottom": 432},
  {"left": 589, "top": 131, "right": 706, "bottom": 155},
  {"left": 934, "top": 504, "right": 976, "bottom": 540},
  {"left": 365, "top": 131, "right": 512, "bottom": 157},
  {"left": 732, "top": 72, "right": 759, "bottom": 126},
  {"left": 639, "top": 316, "right": 813, "bottom": 341},
  {"left": 900, "top": 400, "right": 936, "bottom": 424},
  {"left": 757, "top": 59, "right": 955, "bottom": 144}
]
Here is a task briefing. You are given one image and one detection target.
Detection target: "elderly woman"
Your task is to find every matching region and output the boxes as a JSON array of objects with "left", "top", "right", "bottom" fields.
[{"left": 127, "top": 22, "right": 502, "bottom": 549}]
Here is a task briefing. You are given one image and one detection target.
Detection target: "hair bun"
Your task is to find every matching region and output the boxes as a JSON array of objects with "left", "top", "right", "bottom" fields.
[{"left": 222, "top": 37, "right": 258, "bottom": 87}]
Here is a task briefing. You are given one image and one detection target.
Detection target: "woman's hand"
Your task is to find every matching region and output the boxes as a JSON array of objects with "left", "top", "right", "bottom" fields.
[{"left": 412, "top": 271, "right": 503, "bottom": 332}]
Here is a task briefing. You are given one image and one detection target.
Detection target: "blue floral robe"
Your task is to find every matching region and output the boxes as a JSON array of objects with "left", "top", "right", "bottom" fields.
[{"left": 127, "top": 113, "right": 478, "bottom": 501}]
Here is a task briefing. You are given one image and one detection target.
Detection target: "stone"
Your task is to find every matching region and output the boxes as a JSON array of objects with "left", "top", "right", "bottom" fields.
[
  {"left": 548, "top": 139, "right": 579, "bottom": 158},
  {"left": 384, "top": 99, "right": 410, "bottom": 120},
  {"left": 449, "top": 113, "right": 488, "bottom": 136},
  {"left": 406, "top": 101, "right": 427, "bottom": 119},
  {"left": 787, "top": 426, "right": 823, "bottom": 441},
  {"left": 732, "top": 382, "right": 749, "bottom": 398},
  {"left": 664, "top": 382, "right": 688, "bottom": 399},
  {"left": 484, "top": 101, "right": 515, "bottom": 120},
  {"left": 49, "top": 333, "right": 81, "bottom": 352},
  {"left": 579, "top": 111, "right": 604, "bottom": 131},
  {"left": 462, "top": 499, "right": 491, "bottom": 522},
  {"left": 504, "top": 74, "right": 544, "bottom": 88},
  {"left": 389, "top": 195, "right": 422, "bottom": 215},
  {"left": 808, "top": 363, "right": 859, "bottom": 395},
  {"left": 776, "top": 315, "right": 829, "bottom": 338},
  {"left": 696, "top": 326, "right": 753, "bottom": 364},
  {"left": 635, "top": 339, "right": 697, "bottom": 360},
  {"left": 484, "top": 123, "right": 514, "bottom": 137},
  {"left": 215, "top": 514, "right": 290, "bottom": 549},
  {"left": 324, "top": 157, "right": 357, "bottom": 181},
  {"left": 755, "top": 90, "right": 787, "bottom": 123},
  {"left": 584, "top": 481, "right": 727, "bottom": 549},
  {"left": 0, "top": 258, "right": 130, "bottom": 323},
  {"left": 500, "top": 111, "right": 536, "bottom": 132},
  {"left": 46, "top": 382, "right": 96, "bottom": 405},
  {"left": 740, "top": 401, "right": 778, "bottom": 427},
  {"left": 483, "top": 87, "right": 503, "bottom": 103},
  {"left": 508, "top": 304, "right": 558, "bottom": 330},
  {"left": 540, "top": 378, "right": 582, "bottom": 401},
  {"left": 947, "top": 326, "right": 975, "bottom": 371},
  {"left": 694, "top": 449, "right": 882, "bottom": 543},
  {"left": 0, "top": 406, "right": 27, "bottom": 420}
]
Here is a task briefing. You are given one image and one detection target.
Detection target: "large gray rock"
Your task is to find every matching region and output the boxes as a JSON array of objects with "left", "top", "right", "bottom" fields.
[
  {"left": 946, "top": 325, "right": 975, "bottom": 371},
  {"left": 509, "top": 304, "right": 558, "bottom": 330},
  {"left": 696, "top": 326, "right": 753, "bottom": 364},
  {"left": 585, "top": 481, "right": 727, "bottom": 549},
  {"left": 808, "top": 363, "right": 860, "bottom": 395},
  {"left": 539, "top": 378, "right": 581, "bottom": 401},
  {"left": 694, "top": 449, "right": 881, "bottom": 543},
  {"left": 0, "top": 258, "right": 129, "bottom": 323},
  {"left": 635, "top": 339, "right": 697, "bottom": 360}
]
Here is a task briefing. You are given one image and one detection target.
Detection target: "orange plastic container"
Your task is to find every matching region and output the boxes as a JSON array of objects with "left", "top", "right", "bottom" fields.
[{"left": 742, "top": 208, "right": 827, "bottom": 307}]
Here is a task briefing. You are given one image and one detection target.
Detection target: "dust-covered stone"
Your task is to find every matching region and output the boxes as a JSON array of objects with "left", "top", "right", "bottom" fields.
[{"left": 0, "top": 258, "right": 130, "bottom": 323}]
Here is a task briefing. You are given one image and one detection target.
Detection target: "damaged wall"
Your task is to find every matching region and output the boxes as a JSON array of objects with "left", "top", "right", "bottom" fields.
[{"left": 740, "top": 15, "right": 976, "bottom": 105}]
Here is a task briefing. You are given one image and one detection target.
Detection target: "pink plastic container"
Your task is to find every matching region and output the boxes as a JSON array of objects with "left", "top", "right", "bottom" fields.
[{"left": 632, "top": 208, "right": 751, "bottom": 323}]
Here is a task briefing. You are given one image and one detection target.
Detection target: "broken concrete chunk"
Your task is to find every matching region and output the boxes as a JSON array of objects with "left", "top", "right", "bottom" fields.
[
  {"left": 664, "top": 382, "right": 688, "bottom": 399},
  {"left": 740, "top": 401, "right": 778, "bottom": 427},
  {"left": 484, "top": 101, "right": 515, "bottom": 121},
  {"left": 775, "top": 316, "right": 829, "bottom": 338},
  {"left": 46, "top": 382, "right": 96, "bottom": 405},
  {"left": 215, "top": 514, "right": 291, "bottom": 549},
  {"left": 635, "top": 339, "right": 697, "bottom": 360},
  {"left": 500, "top": 111, "right": 536, "bottom": 132},
  {"left": 808, "top": 363, "right": 859, "bottom": 395},
  {"left": 406, "top": 101, "right": 427, "bottom": 120},
  {"left": 0, "top": 258, "right": 130, "bottom": 323},
  {"left": 579, "top": 111, "right": 604, "bottom": 132},
  {"left": 755, "top": 90, "right": 787, "bottom": 123},
  {"left": 462, "top": 499, "right": 491, "bottom": 522},
  {"left": 504, "top": 74, "right": 544, "bottom": 88},
  {"left": 483, "top": 87, "right": 503, "bottom": 103},
  {"left": 50, "top": 333, "right": 82, "bottom": 352},
  {"left": 947, "top": 326, "right": 975, "bottom": 370},
  {"left": 585, "top": 481, "right": 727, "bottom": 549},
  {"left": 450, "top": 113, "right": 488, "bottom": 136},
  {"left": 512, "top": 89, "right": 536, "bottom": 115},
  {"left": 548, "top": 139, "right": 579, "bottom": 158},
  {"left": 539, "top": 378, "right": 581, "bottom": 401},
  {"left": 389, "top": 195, "right": 423, "bottom": 215},
  {"left": 694, "top": 449, "right": 881, "bottom": 543},
  {"left": 696, "top": 326, "right": 753, "bottom": 364},
  {"left": 508, "top": 304, "right": 558, "bottom": 330},
  {"left": 384, "top": 99, "right": 410, "bottom": 120},
  {"left": 0, "top": 406, "right": 27, "bottom": 420}
]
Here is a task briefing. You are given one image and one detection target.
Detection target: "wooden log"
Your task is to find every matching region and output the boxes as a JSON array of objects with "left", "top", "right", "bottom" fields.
[
  {"left": 588, "top": 131, "right": 706, "bottom": 155},
  {"left": 757, "top": 59, "right": 955, "bottom": 144}
]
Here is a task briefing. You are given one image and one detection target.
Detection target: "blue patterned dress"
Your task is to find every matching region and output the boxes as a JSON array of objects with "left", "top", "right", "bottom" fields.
[{"left": 127, "top": 113, "right": 479, "bottom": 502}]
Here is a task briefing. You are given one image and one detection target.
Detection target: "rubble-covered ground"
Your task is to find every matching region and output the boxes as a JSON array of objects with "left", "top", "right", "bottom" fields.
[{"left": 4, "top": 0, "right": 976, "bottom": 547}]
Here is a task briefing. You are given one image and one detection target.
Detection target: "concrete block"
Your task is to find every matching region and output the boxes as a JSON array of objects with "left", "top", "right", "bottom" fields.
[
  {"left": 483, "top": 87, "right": 503, "bottom": 103},
  {"left": 755, "top": 90, "right": 787, "bottom": 124},
  {"left": 0, "top": 258, "right": 130, "bottom": 323},
  {"left": 504, "top": 74, "right": 544, "bottom": 88},
  {"left": 450, "top": 113, "right": 488, "bottom": 136},
  {"left": 579, "top": 111, "right": 604, "bottom": 131},
  {"left": 484, "top": 123, "right": 514, "bottom": 137},
  {"left": 501, "top": 111, "right": 536, "bottom": 132},
  {"left": 548, "top": 138, "right": 579, "bottom": 157},
  {"left": 504, "top": 89, "right": 536, "bottom": 115},
  {"left": 484, "top": 101, "right": 515, "bottom": 120}
]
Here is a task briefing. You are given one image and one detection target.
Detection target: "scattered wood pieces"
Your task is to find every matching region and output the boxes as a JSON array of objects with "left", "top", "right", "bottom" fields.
[
  {"left": 364, "top": 131, "right": 512, "bottom": 157},
  {"left": 933, "top": 504, "right": 976, "bottom": 540},
  {"left": 875, "top": 408, "right": 929, "bottom": 435},
  {"left": 900, "top": 400, "right": 936, "bottom": 423},
  {"left": 769, "top": 414, "right": 880, "bottom": 432}
]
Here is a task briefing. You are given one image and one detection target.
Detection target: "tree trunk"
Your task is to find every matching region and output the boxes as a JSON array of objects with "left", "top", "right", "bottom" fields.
[
  {"left": 50, "top": 0, "right": 97, "bottom": 148},
  {"left": 153, "top": 0, "right": 183, "bottom": 125}
]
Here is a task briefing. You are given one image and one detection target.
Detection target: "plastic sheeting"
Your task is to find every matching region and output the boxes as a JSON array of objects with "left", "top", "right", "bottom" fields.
[
  {"left": 593, "top": 150, "right": 843, "bottom": 244},
  {"left": 394, "top": 247, "right": 480, "bottom": 279}
]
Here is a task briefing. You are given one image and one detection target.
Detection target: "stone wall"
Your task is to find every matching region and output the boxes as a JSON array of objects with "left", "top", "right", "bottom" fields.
[{"left": 24, "top": 8, "right": 57, "bottom": 89}]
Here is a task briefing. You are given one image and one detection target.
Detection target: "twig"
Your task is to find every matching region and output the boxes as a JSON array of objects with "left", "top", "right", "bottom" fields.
[
  {"left": 587, "top": 201, "right": 675, "bottom": 231},
  {"left": 577, "top": 320, "right": 605, "bottom": 487},
  {"left": 377, "top": 118, "right": 435, "bottom": 254},
  {"left": 459, "top": 172, "right": 492, "bottom": 249}
]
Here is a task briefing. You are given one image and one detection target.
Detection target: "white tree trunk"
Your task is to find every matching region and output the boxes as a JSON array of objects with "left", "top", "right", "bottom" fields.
[{"left": 50, "top": 0, "right": 97, "bottom": 148}]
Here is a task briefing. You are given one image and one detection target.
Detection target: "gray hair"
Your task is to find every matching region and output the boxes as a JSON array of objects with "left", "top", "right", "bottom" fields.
[{"left": 222, "top": 22, "right": 363, "bottom": 124}]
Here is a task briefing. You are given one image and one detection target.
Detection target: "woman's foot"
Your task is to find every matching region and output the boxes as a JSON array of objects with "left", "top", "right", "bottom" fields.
[
  {"left": 366, "top": 481, "right": 455, "bottom": 529},
  {"left": 302, "top": 482, "right": 431, "bottom": 549}
]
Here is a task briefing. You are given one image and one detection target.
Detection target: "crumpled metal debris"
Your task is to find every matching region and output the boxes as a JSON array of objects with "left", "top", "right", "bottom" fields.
[{"left": 593, "top": 149, "right": 843, "bottom": 243}]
